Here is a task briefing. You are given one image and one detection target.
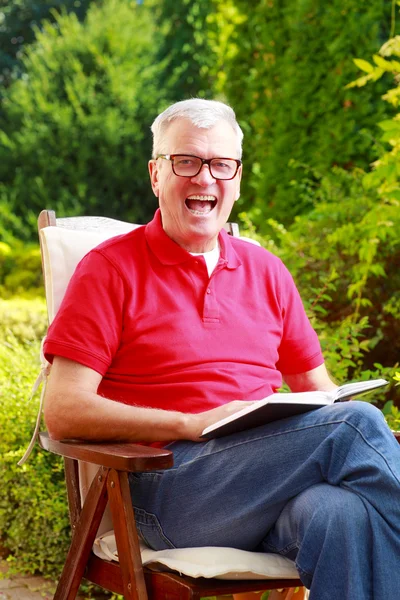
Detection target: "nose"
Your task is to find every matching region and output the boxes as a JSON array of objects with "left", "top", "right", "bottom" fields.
[{"left": 190, "top": 163, "right": 215, "bottom": 185}]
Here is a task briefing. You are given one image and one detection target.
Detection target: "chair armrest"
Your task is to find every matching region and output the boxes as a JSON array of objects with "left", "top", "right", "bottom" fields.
[{"left": 38, "top": 432, "right": 173, "bottom": 472}]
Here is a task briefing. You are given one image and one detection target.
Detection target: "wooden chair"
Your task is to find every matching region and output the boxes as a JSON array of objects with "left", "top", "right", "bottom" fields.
[{"left": 33, "top": 209, "right": 313, "bottom": 600}]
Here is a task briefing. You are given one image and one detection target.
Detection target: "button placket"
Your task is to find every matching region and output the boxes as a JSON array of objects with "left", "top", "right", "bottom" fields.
[{"left": 203, "top": 281, "right": 220, "bottom": 322}]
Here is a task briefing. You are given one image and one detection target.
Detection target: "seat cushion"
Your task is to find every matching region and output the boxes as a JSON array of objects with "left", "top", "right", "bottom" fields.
[{"left": 93, "top": 531, "right": 299, "bottom": 580}]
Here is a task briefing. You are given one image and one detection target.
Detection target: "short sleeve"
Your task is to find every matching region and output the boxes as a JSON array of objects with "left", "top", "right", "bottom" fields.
[
  {"left": 276, "top": 263, "right": 324, "bottom": 375},
  {"left": 44, "top": 250, "right": 125, "bottom": 375}
]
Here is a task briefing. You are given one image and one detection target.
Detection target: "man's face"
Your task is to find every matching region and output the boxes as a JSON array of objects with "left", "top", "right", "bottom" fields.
[{"left": 148, "top": 118, "right": 242, "bottom": 253}]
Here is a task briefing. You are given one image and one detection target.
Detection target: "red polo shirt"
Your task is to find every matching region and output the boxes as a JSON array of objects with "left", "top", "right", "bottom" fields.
[{"left": 44, "top": 210, "right": 323, "bottom": 413}]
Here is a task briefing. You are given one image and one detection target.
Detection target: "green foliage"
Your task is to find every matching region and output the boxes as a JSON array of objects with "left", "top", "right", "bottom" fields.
[
  {"left": 0, "top": 198, "right": 31, "bottom": 242},
  {"left": 382, "top": 401, "right": 400, "bottom": 431},
  {"left": 0, "top": 297, "right": 47, "bottom": 342},
  {"left": 149, "top": 0, "right": 216, "bottom": 101},
  {"left": 0, "top": 312, "right": 70, "bottom": 577},
  {"left": 0, "top": 297, "right": 68, "bottom": 578},
  {"left": 3, "top": 0, "right": 397, "bottom": 236},
  {"left": 212, "top": 0, "right": 398, "bottom": 226},
  {"left": 0, "top": 297, "right": 119, "bottom": 591},
  {"left": 0, "top": 0, "right": 165, "bottom": 240},
  {"left": 0, "top": 240, "right": 43, "bottom": 297},
  {"left": 385, "top": 373, "right": 400, "bottom": 429},
  {"left": 240, "top": 166, "right": 400, "bottom": 404},
  {"left": 348, "top": 32, "right": 400, "bottom": 203},
  {"left": 0, "top": 0, "right": 92, "bottom": 89}
]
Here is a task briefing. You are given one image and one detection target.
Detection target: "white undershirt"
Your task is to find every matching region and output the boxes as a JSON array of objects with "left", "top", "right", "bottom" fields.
[{"left": 190, "top": 244, "right": 220, "bottom": 277}]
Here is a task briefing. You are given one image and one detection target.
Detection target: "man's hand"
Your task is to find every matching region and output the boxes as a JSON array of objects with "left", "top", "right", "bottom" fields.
[{"left": 183, "top": 401, "right": 255, "bottom": 442}]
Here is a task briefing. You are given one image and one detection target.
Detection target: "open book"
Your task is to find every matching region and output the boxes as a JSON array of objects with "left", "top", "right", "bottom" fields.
[{"left": 201, "top": 378, "right": 388, "bottom": 439}]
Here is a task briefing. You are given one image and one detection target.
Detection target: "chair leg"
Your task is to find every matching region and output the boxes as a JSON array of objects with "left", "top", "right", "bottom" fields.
[
  {"left": 108, "top": 469, "right": 148, "bottom": 600},
  {"left": 53, "top": 466, "right": 109, "bottom": 600}
]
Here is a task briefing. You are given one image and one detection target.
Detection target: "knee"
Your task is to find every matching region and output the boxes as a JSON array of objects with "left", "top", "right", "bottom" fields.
[
  {"left": 291, "top": 484, "right": 369, "bottom": 538},
  {"left": 333, "top": 400, "right": 386, "bottom": 429},
  {"left": 318, "top": 488, "right": 368, "bottom": 533}
]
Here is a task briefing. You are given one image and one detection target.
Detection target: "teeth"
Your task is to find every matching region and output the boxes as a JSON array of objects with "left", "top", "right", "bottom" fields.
[{"left": 187, "top": 195, "right": 216, "bottom": 201}]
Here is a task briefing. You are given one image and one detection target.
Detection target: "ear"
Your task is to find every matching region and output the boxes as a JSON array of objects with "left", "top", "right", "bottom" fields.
[{"left": 148, "top": 160, "right": 159, "bottom": 198}]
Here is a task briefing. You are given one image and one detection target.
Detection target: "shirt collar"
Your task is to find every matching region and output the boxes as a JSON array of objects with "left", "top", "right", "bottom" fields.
[{"left": 145, "top": 209, "right": 242, "bottom": 270}]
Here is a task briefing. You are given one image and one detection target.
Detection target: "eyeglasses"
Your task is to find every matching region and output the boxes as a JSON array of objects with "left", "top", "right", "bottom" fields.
[{"left": 157, "top": 154, "right": 242, "bottom": 180}]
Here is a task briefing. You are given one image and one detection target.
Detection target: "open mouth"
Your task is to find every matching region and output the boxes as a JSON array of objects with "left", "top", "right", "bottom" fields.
[{"left": 185, "top": 195, "right": 217, "bottom": 215}]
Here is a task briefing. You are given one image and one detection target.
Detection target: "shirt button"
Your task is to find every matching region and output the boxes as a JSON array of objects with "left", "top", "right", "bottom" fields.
[{"left": 207, "top": 288, "right": 211, "bottom": 294}]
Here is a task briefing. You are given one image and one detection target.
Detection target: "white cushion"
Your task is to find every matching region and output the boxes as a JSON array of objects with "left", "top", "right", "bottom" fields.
[
  {"left": 40, "top": 223, "right": 138, "bottom": 322},
  {"left": 93, "top": 531, "right": 299, "bottom": 580}
]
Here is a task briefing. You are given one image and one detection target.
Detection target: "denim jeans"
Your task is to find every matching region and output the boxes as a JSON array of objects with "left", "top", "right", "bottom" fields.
[{"left": 128, "top": 401, "right": 400, "bottom": 599}]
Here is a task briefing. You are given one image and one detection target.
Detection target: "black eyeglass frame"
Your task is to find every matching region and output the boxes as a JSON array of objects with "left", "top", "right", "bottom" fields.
[{"left": 157, "top": 154, "right": 242, "bottom": 180}]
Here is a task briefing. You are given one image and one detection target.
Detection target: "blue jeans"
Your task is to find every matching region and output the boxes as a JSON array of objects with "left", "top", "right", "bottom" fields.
[{"left": 128, "top": 401, "right": 400, "bottom": 599}]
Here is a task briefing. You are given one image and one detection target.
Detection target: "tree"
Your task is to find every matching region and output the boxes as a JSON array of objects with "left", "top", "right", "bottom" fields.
[
  {"left": 0, "top": 0, "right": 167, "bottom": 238},
  {"left": 0, "top": 0, "right": 92, "bottom": 90},
  {"left": 149, "top": 0, "right": 217, "bottom": 102}
]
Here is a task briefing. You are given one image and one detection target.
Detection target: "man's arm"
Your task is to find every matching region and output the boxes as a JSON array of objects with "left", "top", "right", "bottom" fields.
[
  {"left": 44, "top": 356, "right": 251, "bottom": 443},
  {"left": 283, "top": 363, "right": 338, "bottom": 393}
]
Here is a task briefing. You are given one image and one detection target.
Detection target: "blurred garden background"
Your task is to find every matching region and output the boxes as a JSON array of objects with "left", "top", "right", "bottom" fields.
[{"left": 1, "top": 0, "right": 400, "bottom": 591}]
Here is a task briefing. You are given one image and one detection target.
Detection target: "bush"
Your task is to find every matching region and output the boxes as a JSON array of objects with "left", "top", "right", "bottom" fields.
[
  {"left": 347, "top": 34, "right": 400, "bottom": 203},
  {"left": 210, "top": 0, "right": 398, "bottom": 226},
  {"left": 0, "top": 201, "right": 31, "bottom": 243},
  {"left": 0, "top": 0, "right": 166, "bottom": 240},
  {"left": 240, "top": 165, "right": 400, "bottom": 405},
  {"left": 0, "top": 298, "right": 125, "bottom": 598},
  {"left": 0, "top": 240, "right": 43, "bottom": 298},
  {"left": 0, "top": 306, "right": 69, "bottom": 577},
  {"left": 0, "top": 297, "right": 47, "bottom": 342}
]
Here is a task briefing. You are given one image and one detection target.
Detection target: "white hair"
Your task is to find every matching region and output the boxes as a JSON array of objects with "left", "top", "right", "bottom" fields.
[{"left": 151, "top": 98, "right": 244, "bottom": 159}]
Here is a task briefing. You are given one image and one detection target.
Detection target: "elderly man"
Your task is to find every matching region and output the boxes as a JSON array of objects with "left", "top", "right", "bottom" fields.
[{"left": 43, "top": 99, "right": 400, "bottom": 600}]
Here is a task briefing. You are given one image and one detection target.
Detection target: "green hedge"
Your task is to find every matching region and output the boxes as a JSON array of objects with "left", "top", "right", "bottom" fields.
[
  {"left": 0, "top": 297, "right": 47, "bottom": 343},
  {"left": 0, "top": 300, "right": 70, "bottom": 578},
  {"left": 0, "top": 240, "right": 43, "bottom": 299}
]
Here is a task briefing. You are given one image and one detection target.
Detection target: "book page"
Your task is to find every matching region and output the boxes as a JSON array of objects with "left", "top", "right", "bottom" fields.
[{"left": 335, "top": 378, "right": 388, "bottom": 401}]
